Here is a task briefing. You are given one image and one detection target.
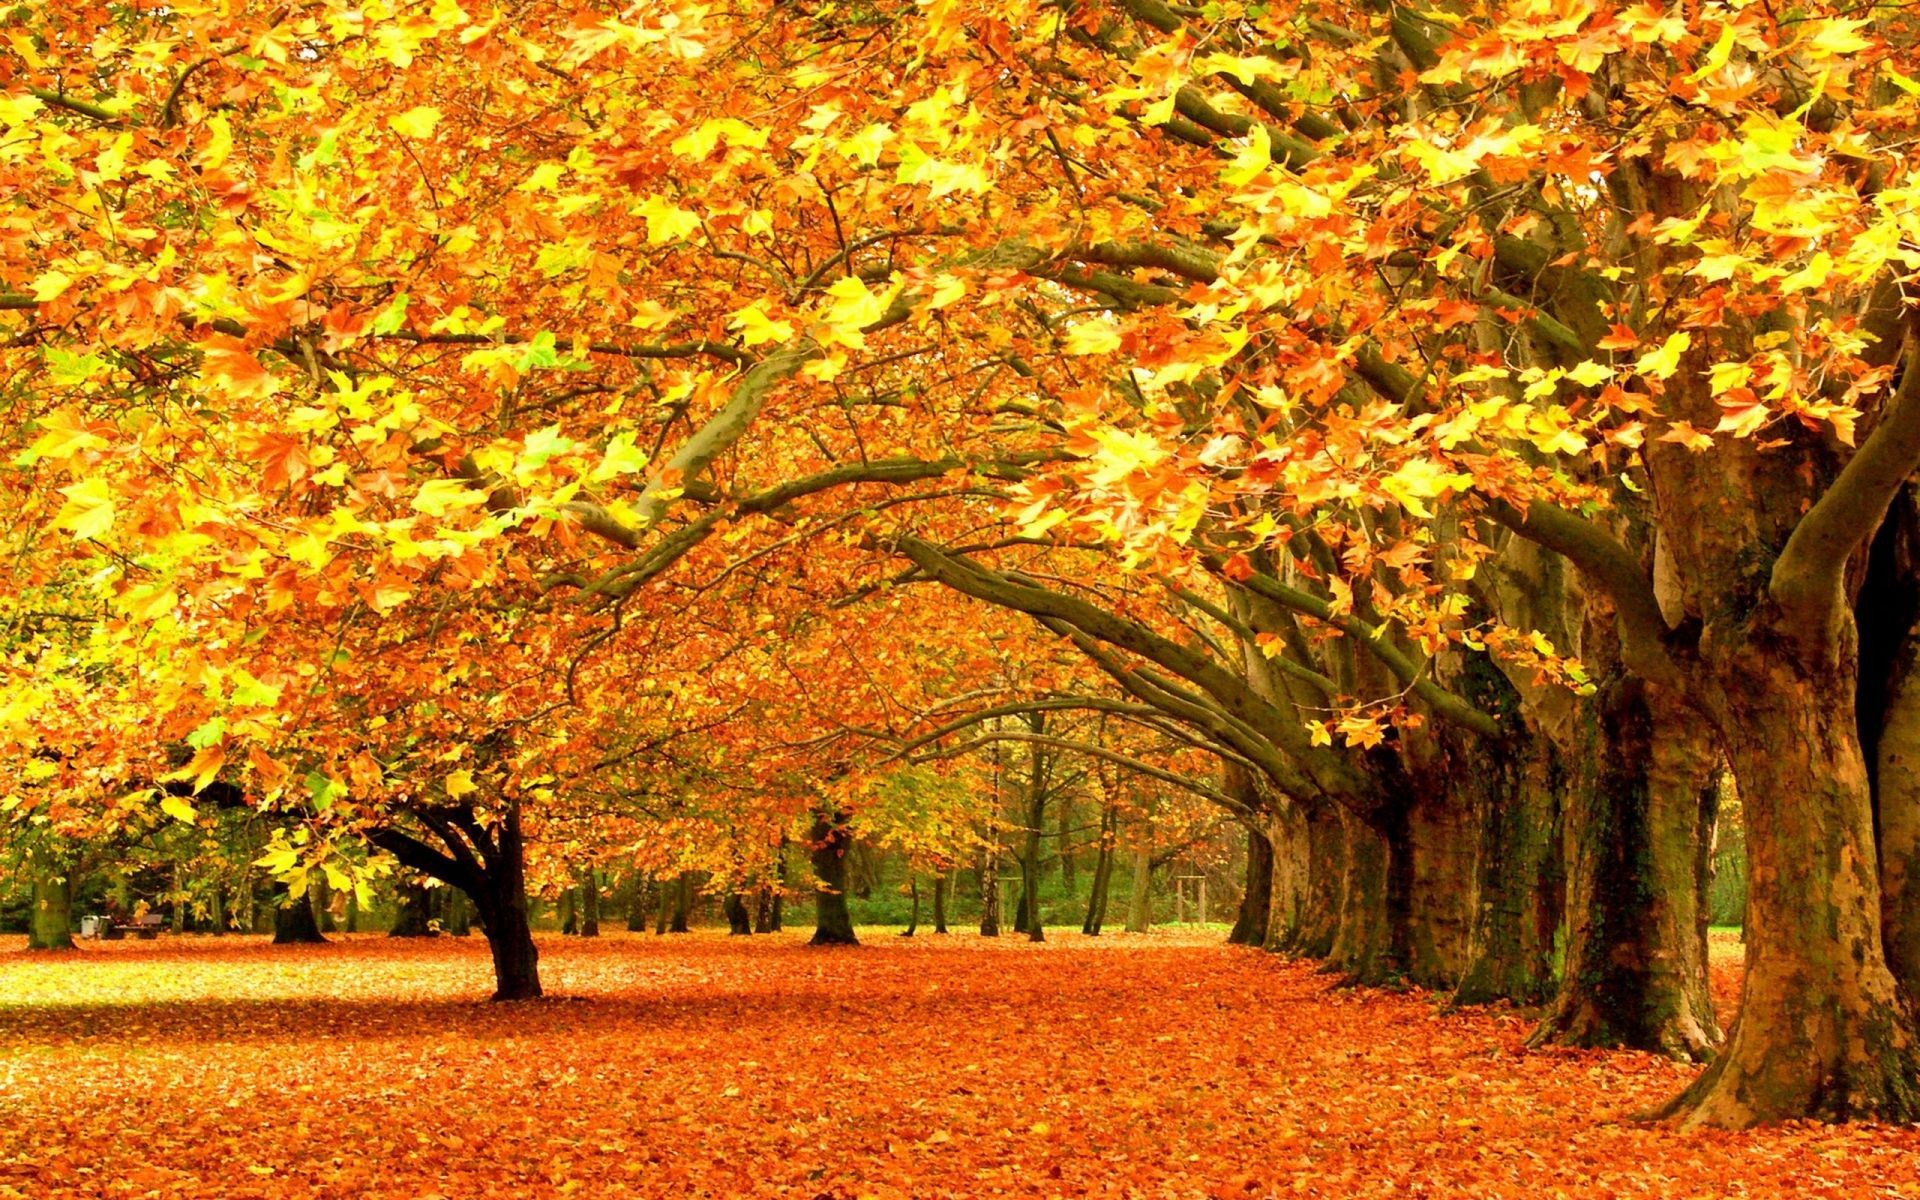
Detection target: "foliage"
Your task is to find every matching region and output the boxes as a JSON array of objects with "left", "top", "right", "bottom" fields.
[{"left": 6, "top": 934, "right": 1919, "bottom": 1198}]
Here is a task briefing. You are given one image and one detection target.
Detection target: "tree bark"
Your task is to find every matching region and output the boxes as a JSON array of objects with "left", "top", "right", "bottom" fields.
[
  {"left": 933, "top": 872, "right": 950, "bottom": 934},
  {"left": 1125, "top": 838, "right": 1152, "bottom": 933},
  {"left": 1660, "top": 648, "right": 1920, "bottom": 1125},
  {"left": 469, "top": 805, "right": 541, "bottom": 1000},
  {"left": 808, "top": 807, "right": 859, "bottom": 946},
  {"left": 1278, "top": 804, "right": 1343, "bottom": 957},
  {"left": 1452, "top": 735, "right": 1564, "bottom": 1007},
  {"left": 1228, "top": 819, "right": 1273, "bottom": 947},
  {"left": 901, "top": 877, "right": 919, "bottom": 937},
  {"left": 272, "top": 886, "right": 327, "bottom": 945},
  {"left": 27, "top": 851, "right": 74, "bottom": 951},
  {"left": 1324, "top": 807, "right": 1401, "bottom": 984},
  {"left": 979, "top": 842, "right": 1002, "bottom": 937},
  {"left": 1084, "top": 807, "right": 1117, "bottom": 935},
  {"left": 1533, "top": 676, "right": 1720, "bottom": 1060},
  {"left": 669, "top": 870, "right": 693, "bottom": 933},
  {"left": 725, "top": 891, "right": 753, "bottom": 935},
  {"left": 580, "top": 869, "right": 601, "bottom": 938}
]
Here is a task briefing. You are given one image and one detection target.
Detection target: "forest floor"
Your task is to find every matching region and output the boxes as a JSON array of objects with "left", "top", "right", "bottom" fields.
[{"left": 3, "top": 929, "right": 1917, "bottom": 1199}]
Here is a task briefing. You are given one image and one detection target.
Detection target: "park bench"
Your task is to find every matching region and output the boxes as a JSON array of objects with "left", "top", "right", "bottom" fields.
[{"left": 78, "top": 913, "right": 167, "bottom": 940}]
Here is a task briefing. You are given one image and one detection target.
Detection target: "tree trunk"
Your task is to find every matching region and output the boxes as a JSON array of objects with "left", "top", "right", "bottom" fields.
[
  {"left": 27, "top": 852, "right": 74, "bottom": 951},
  {"left": 725, "top": 891, "right": 753, "bottom": 935},
  {"left": 558, "top": 885, "right": 577, "bottom": 936},
  {"left": 1228, "top": 815, "right": 1273, "bottom": 948},
  {"left": 272, "top": 887, "right": 327, "bottom": 945},
  {"left": 310, "top": 871, "right": 335, "bottom": 934},
  {"left": 1325, "top": 807, "right": 1400, "bottom": 984},
  {"left": 1452, "top": 735, "right": 1564, "bottom": 1007},
  {"left": 753, "top": 885, "right": 775, "bottom": 933},
  {"left": 1279, "top": 804, "right": 1343, "bottom": 957},
  {"left": 580, "top": 869, "right": 600, "bottom": 938},
  {"left": 1661, "top": 649, "right": 1920, "bottom": 1125},
  {"left": 979, "top": 843, "right": 1002, "bottom": 937},
  {"left": 901, "top": 877, "right": 919, "bottom": 937},
  {"left": 389, "top": 883, "right": 435, "bottom": 937},
  {"left": 442, "top": 886, "right": 473, "bottom": 936},
  {"left": 1057, "top": 800, "right": 1077, "bottom": 889},
  {"left": 1533, "top": 677, "right": 1721, "bottom": 1060},
  {"left": 1125, "top": 839, "right": 1151, "bottom": 934},
  {"left": 628, "top": 878, "right": 654, "bottom": 932},
  {"left": 1084, "top": 808, "right": 1117, "bottom": 935},
  {"left": 808, "top": 807, "right": 859, "bottom": 946},
  {"left": 468, "top": 805, "right": 541, "bottom": 1001},
  {"left": 933, "top": 871, "right": 950, "bottom": 934},
  {"left": 1019, "top": 725, "right": 1047, "bottom": 942},
  {"left": 670, "top": 870, "right": 693, "bottom": 933},
  {"left": 1405, "top": 790, "right": 1477, "bottom": 988}
]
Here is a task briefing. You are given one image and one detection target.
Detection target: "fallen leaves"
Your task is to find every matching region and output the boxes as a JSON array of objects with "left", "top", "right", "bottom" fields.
[{"left": 2, "top": 931, "right": 1916, "bottom": 1198}]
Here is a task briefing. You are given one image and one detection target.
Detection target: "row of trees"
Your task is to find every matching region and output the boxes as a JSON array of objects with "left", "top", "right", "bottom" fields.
[{"left": 4, "top": 0, "right": 1918, "bottom": 1129}]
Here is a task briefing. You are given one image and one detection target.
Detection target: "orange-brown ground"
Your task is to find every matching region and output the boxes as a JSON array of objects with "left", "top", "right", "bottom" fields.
[{"left": 2, "top": 930, "right": 1915, "bottom": 1198}]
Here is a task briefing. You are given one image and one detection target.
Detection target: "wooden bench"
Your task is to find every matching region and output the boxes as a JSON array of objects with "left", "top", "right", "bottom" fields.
[{"left": 79, "top": 913, "right": 166, "bottom": 940}]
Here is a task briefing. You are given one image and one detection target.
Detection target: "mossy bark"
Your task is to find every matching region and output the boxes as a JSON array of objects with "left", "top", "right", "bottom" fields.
[
  {"left": 27, "top": 853, "right": 74, "bottom": 951},
  {"left": 1534, "top": 677, "right": 1720, "bottom": 1060}
]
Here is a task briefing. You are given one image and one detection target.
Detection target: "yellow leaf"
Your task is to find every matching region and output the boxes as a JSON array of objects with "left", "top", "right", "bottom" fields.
[
  {"left": 1221, "top": 124, "right": 1271, "bottom": 188},
  {"left": 160, "top": 794, "right": 198, "bottom": 824},
  {"left": 53, "top": 477, "right": 116, "bottom": 541},
  {"left": 388, "top": 105, "right": 443, "bottom": 139},
  {"left": 1064, "top": 320, "right": 1122, "bottom": 356},
  {"left": 1634, "top": 331, "right": 1690, "bottom": 381},
  {"left": 1690, "top": 20, "right": 1737, "bottom": 81},
  {"left": 445, "top": 768, "right": 477, "bottom": 799},
  {"left": 31, "top": 269, "right": 72, "bottom": 302},
  {"left": 729, "top": 302, "right": 794, "bottom": 348}
]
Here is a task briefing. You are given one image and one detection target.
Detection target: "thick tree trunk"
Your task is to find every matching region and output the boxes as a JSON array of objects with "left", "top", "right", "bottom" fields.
[
  {"left": 1262, "top": 800, "right": 1308, "bottom": 952},
  {"left": 1534, "top": 678, "right": 1720, "bottom": 1059},
  {"left": 725, "top": 892, "right": 753, "bottom": 935},
  {"left": 273, "top": 888, "right": 327, "bottom": 945},
  {"left": 469, "top": 806, "right": 541, "bottom": 1001},
  {"left": 1452, "top": 736, "right": 1564, "bottom": 1007},
  {"left": 754, "top": 885, "right": 775, "bottom": 933},
  {"left": 901, "top": 877, "right": 919, "bottom": 937},
  {"left": 389, "top": 883, "right": 435, "bottom": 937},
  {"left": 808, "top": 808, "right": 859, "bottom": 946},
  {"left": 1279, "top": 804, "right": 1343, "bottom": 958},
  {"left": 1663, "top": 654, "right": 1920, "bottom": 1126},
  {"left": 1228, "top": 820, "right": 1273, "bottom": 947},
  {"left": 1324, "top": 807, "right": 1401, "bottom": 984},
  {"left": 933, "top": 872, "right": 950, "bottom": 934},
  {"left": 1124, "top": 841, "right": 1151, "bottom": 933},
  {"left": 1405, "top": 792, "right": 1476, "bottom": 988},
  {"left": 27, "top": 854, "right": 74, "bottom": 951}
]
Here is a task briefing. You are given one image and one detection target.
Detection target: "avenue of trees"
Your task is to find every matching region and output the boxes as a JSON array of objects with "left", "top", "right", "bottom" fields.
[{"left": 4, "top": 0, "right": 1919, "bottom": 1132}]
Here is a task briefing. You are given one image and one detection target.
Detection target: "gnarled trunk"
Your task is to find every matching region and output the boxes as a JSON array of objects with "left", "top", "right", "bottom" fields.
[
  {"left": 1325, "top": 807, "right": 1404, "bottom": 984},
  {"left": 1534, "top": 677, "right": 1720, "bottom": 1059},
  {"left": 1663, "top": 649, "right": 1920, "bottom": 1125},
  {"left": 1452, "top": 735, "right": 1563, "bottom": 1007}
]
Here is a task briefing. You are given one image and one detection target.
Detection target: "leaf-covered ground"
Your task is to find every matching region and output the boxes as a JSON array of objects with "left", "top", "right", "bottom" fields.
[{"left": 2, "top": 931, "right": 1916, "bottom": 1199}]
